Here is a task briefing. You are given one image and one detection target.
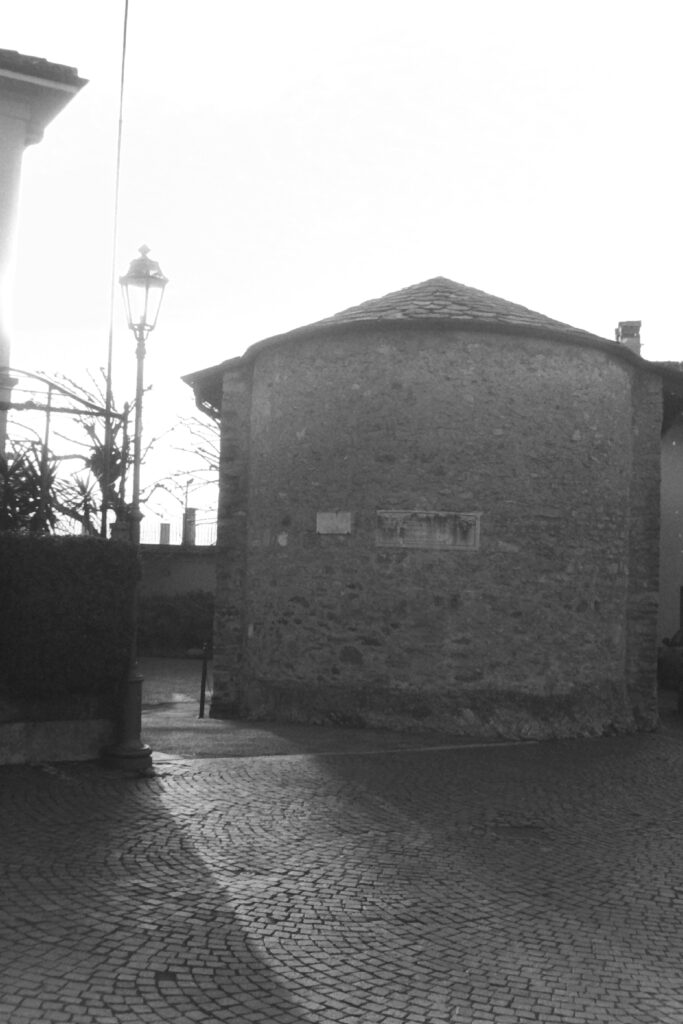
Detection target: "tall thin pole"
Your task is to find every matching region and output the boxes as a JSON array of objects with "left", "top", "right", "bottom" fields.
[
  {"left": 101, "top": 0, "right": 130, "bottom": 536},
  {"left": 130, "top": 330, "right": 145, "bottom": 546},
  {"left": 38, "top": 384, "right": 53, "bottom": 532},
  {"left": 104, "top": 326, "right": 150, "bottom": 767}
]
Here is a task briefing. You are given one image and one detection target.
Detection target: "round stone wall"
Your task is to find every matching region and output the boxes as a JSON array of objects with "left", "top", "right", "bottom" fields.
[{"left": 233, "top": 323, "right": 651, "bottom": 737}]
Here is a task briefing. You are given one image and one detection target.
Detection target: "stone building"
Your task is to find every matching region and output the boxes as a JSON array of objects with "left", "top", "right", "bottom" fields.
[
  {"left": 658, "top": 364, "right": 683, "bottom": 641},
  {"left": 184, "top": 277, "right": 683, "bottom": 739}
]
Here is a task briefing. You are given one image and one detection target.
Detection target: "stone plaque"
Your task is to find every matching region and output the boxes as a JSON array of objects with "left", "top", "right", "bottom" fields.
[
  {"left": 316, "top": 511, "right": 353, "bottom": 535},
  {"left": 375, "top": 510, "right": 480, "bottom": 550}
]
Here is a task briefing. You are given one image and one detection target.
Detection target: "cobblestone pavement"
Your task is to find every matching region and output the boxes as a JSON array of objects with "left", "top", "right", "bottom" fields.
[{"left": 3, "top": 711, "right": 683, "bottom": 1023}]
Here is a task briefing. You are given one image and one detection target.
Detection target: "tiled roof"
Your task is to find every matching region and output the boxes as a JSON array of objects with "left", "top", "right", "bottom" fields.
[
  {"left": 309, "top": 276, "right": 602, "bottom": 339},
  {"left": 183, "top": 276, "right": 633, "bottom": 414}
]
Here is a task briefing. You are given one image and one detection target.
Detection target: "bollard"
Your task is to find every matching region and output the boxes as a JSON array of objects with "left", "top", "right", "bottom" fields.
[{"left": 198, "top": 641, "right": 209, "bottom": 719}]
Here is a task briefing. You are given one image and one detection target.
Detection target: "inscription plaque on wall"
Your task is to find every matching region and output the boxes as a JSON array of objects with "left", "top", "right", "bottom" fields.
[
  {"left": 375, "top": 510, "right": 480, "bottom": 550},
  {"left": 316, "top": 511, "right": 353, "bottom": 535}
]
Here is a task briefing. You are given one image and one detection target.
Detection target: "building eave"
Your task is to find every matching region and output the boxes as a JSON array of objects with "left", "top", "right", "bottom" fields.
[
  {"left": 183, "top": 316, "right": 676, "bottom": 420},
  {"left": 0, "top": 50, "right": 87, "bottom": 143}
]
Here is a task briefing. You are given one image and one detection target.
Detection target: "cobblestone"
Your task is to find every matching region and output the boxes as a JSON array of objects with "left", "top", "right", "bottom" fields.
[{"left": 3, "top": 710, "right": 683, "bottom": 1021}]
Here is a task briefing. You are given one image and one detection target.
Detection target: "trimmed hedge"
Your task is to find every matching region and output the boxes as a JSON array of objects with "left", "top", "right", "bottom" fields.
[
  {"left": 0, "top": 534, "right": 139, "bottom": 723},
  {"left": 138, "top": 589, "right": 214, "bottom": 657}
]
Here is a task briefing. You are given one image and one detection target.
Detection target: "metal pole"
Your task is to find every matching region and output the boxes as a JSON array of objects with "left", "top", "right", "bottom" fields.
[
  {"left": 104, "top": 325, "right": 151, "bottom": 770},
  {"left": 129, "top": 329, "right": 145, "bottom": 545},
  {"left": 119, "top": 401, "right": 130, "bottom": 507},
  {"left": 37, "top": 384, "right": 53, "bottom": 532},
  {"left": 101, "top": 0, "right": 131, "bottom": 537},
  {"left": 198, "top": 642, "right": 208, "bottom": 719}
]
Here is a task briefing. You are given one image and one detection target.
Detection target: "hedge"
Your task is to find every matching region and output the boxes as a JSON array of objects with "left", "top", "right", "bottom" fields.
[{"left": 0, "top": 534, "right": 139, "bottom": 723}]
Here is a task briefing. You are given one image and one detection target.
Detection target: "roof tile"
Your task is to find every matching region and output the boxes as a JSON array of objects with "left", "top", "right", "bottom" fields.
[{"left": 309, "top": 276, "right": 598, "bottom": 337}]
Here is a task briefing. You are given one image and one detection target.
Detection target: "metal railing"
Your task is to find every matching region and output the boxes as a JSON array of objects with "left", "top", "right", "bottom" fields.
[{"left": 140, "top": 515, "right": 217, "bottom": 546}]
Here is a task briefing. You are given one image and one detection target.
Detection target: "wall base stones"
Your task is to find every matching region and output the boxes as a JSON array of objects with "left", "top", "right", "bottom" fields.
[{"left": 209, "top": 675, "right": 655, "bottom": 741}]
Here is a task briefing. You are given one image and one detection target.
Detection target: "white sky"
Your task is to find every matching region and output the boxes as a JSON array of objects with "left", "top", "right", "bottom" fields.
[{"left": 3, "top": 0, "right": 683, "bottom": 521}]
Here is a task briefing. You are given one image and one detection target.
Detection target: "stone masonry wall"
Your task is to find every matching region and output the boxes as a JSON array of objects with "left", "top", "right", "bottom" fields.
[
  {"left": 211, "top": 324, "right": 661, "bottom": 738},
  {"left": 211, "top": 363, "right": 251, "bottom": 716},
  {"left": 624, "top": 369, "right": 661, "bottom": 728},
  {"left": 659, "top": 419, "right": 683, "bottom": 639}
]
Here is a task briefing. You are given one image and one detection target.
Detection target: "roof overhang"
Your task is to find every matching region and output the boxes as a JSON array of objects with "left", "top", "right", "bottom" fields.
[
  {"left": 183, "top": 316, "right": 677, "bottom": 420},
  {"left": 0, "top": 50, "right": 87, "bottom": 144},
  {"left": 182, "top": 357, "right": 242, "bottom": 419}
]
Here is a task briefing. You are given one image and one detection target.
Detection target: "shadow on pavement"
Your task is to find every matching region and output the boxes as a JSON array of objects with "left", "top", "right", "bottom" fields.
[
  {"left": 142, "top": 699, "right": 500, "bottom": 760},
  {"left": 140, "top": 655, "right": 512, "bottom": 760},
  {"left": 141, "top": 655, "right": 683, "bottom": 761},
  {"left": 0, "top": 762, "right": 302, "bottom": 1023}
]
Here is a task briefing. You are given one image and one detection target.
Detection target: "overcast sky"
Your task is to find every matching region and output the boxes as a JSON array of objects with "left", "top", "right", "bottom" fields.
[{"left": 3, "top": 0, "right": 683, "bottom": 520}]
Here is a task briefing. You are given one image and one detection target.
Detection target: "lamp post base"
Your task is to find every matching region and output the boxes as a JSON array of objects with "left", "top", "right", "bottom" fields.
[
  {"left": 103, "top": 666, "right": 153, "bottom": 771},
  {"left": 103, "top": 742, "right": 153, "bottom": 772}
]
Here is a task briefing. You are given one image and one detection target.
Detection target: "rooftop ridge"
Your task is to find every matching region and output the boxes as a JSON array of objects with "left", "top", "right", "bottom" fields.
[{"left": 309, "top": 276, "right": 600, "bottom": 338}]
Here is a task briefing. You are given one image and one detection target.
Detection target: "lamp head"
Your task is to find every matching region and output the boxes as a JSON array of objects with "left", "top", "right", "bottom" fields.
[{"left": 120, "top": 245, "right": 168, "bottom": 337}]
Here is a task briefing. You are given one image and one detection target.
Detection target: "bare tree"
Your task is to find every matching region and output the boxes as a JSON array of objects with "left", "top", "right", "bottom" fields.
[
  {"left": 163, "top": 412, "right": 220, "bottom": 508},
  {"left": 2, "top": 369, "right": 217, "bottom": 537},
  {"left": 45, "top": 371, "right": 131, "bottom": 534}
]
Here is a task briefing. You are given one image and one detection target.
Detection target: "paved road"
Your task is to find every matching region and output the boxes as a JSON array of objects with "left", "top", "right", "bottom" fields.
[
  {"left": 140, "top": 657, "right": 211, "bottom": 708},
  {"left": 2, "top": 700, "right": 683, "bottom": 1023}
]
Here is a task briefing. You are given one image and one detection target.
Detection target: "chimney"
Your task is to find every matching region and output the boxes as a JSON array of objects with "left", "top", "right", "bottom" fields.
[
  {"left": 615, "top": 320, "right": 642, "bottom": 355},
  {"left": 182, "top": 508, "right": 196, "bottom": 546}
]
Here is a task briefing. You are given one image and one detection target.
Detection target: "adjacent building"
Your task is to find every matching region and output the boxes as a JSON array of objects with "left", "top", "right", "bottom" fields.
[{"left": 0, "top": 49, "right": 86, "bottom": 453}]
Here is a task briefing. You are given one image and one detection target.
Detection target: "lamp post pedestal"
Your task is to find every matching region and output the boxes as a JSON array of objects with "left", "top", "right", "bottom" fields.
[
  {"left": 104, "top": 507, "right": 152, "bottom": 771},
  {"left": 103, "top": 674, "right": 152, "bottom": 770}
]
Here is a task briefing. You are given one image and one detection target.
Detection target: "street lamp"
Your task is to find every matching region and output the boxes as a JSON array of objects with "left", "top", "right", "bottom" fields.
[
  {"left": 119, "top": 244, "right": 168, "bottom": 545},
  {"left": 106, "top": 245, "right": 167, "bottom": 770}
]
